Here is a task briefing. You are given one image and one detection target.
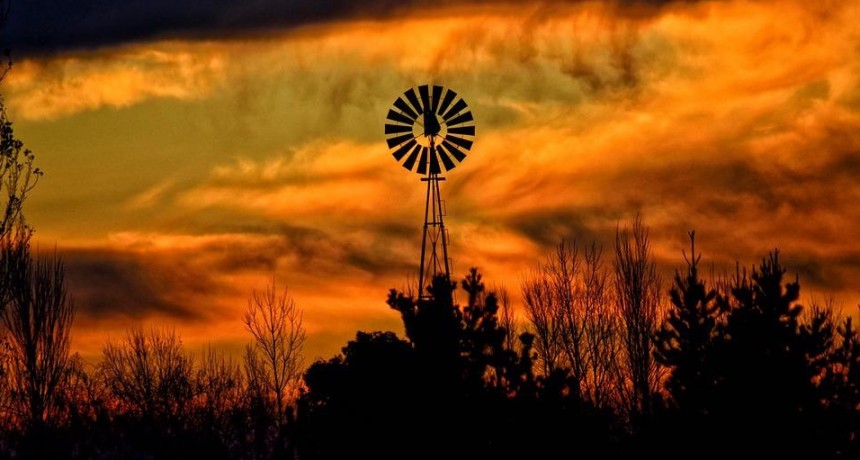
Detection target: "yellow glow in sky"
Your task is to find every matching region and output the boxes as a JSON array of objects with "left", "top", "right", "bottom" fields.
[{"left": 5, "top": 0, "right": 860, "bottom": 361}]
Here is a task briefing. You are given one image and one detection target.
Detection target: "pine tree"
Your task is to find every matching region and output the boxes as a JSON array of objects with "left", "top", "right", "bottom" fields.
[{"left": 653, "top": 232, "right": 725, "bottom": 415}]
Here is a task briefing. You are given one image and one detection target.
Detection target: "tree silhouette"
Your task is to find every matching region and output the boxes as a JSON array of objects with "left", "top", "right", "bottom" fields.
[
  {"left": 817, "top": 310, "right": 860, "bottom": 457},
  {"left": 653, "top": 242, "right": 847, "bottom": 457},
  {"left": 243, "top": 280, "right": 305, "bottom": 424},
  {"left": 297, "top": 269, "right": 622, "bottom": 459},
  {"left": 711, "top": 251, "right": 820, "bottom": 455},
  {"left": 99, "top": 327, "right": 195, "bottom": 429},
  {"left": 614, "top": 216, "right": 662, "bottom": 422},
  {"left": 521, "top": 240, "right": 575, "bottom": 378},
  {"left": 522, "top": 240, "right": 620, "bottom": 410},
  {"left": 54, "top": 354, "right": 111, "bottom": 459},
  {"left": 0, "top": 244, "right": 74, "bottom": 456},
  {"left": 298, "top": 331, "right": 418, "bottom": 460},
  {"left": 459, "top": 267, "right": 517, "bottom": 394},
  {"left": 387, "top": 274, "right": 461, "bottom": 389},
  {"left": 389, "top": 271, "right": 533, "bottom": 399},
  {"left": 0, "top": 24, "right": 41, "bottom": 246},
  {"left": 579, "top": 242, "right": 619, "bottom": 410},
  {"left": 496, "top": 285, "right": 518, "bottom": 353},
  {"left": 650, "top": 231, "right": 727, "bottom": 454},
  {"left": 0, "top": 112, "right": 40, "bottom": 245},
  {"left": 242, "top": 279, "right": 305, "bottom": 459},
  {"left": 653, "top": 231, "right": 726, "bottom": 416},
  {"left": 191, "top": 346, "right": 244, "bottom": 459}
]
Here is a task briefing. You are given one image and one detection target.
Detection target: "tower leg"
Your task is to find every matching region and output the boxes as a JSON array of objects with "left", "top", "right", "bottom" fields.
[
  {"left": 435, "top": 177, "right": 451, "bottom": 280},
  {"left": 418, "top": 138, "right": 452, "bottom": 300},
  {"left": 419, "top": 175, "right": 432, "bottom": 298}
]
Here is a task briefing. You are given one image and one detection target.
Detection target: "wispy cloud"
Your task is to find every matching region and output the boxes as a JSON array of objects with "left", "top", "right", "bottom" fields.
[
  {"left": 125, "top": 179, "right": 177, "bottom": 210},
  {"left": 6, "top": 48, "right": 224, "bottom": 120},
  {"left": 15, "top": 0, "right": 860, "bottom": 360}
]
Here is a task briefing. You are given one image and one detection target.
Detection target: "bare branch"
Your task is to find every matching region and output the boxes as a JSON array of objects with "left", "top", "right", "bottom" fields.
[
  {"left": 614, "top": 215, "right": 663, "bottom": 421},
  {"left": 243, "top": 279, "right": 306, "bottom": 426},
  {"left": 0, "top": 243, "right": 75, "bottom": 430}
]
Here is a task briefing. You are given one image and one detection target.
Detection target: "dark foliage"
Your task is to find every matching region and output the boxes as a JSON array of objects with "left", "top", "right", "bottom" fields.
[
  {"left": 297, "top": 270, "right": 620, "bottom": 460},
  {"left": 297, "top": 331, "right": 419, "bottom": 459},
  {"left": 652, "top": 236, "right": 860, "bottom": 459}
]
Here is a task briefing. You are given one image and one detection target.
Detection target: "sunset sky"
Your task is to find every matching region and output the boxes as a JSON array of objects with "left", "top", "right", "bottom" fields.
[{"left": 3, "top": 0, "right": 859, "bottom": 362}]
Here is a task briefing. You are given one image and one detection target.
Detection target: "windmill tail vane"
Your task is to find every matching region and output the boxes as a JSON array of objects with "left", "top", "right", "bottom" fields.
[{"left": 384, "top": 85, "right": 475, "bottom": 298}]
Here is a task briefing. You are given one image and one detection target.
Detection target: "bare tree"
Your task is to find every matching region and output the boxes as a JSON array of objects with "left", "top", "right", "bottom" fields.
[
  {"left": 196, "top": 345, "right": 242, "bottom": 418},
  {"left": 578, "top": 242, "right": 620, "bottom": 410},
  {"left": 193, "top": 345, "right": 242, "bottom": 449},
  {"left": 614, "top": 216, "right": 663, "bottom": 420},
  {"left": 522, "top": 239, "right": 621, "bottom": 409},
  {"left": 522, "top": 268, "right": 563, "bottom": 377},
  {"left": 58, "top": 354, "right": 106, "bottom": 430},
  {"left": 243, "top": 279, "right": 305, "bottom": 425},
  {"left": 99, "top": 327, "right": 195, "bottom": 422},
  {"left": 495, "top": 285, "right": 518, "bottom": 353},
  {"left": 0, "top": 334, "right": 13, "bottom": 430},
  {"left": 0, "top": 245, "right": 75, "bottom": 431},
  {"left": 551, "top": 241, "right": 587, "bottom": 392},
  {"left": 521, "top": 240, "right": 577, "bottom": 377}
]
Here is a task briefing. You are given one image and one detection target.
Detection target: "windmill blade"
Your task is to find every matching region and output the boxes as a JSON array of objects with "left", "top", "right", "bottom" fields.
[
  {"left": 446, "top": 134, "right": 473, "bottom": 151},
  {"left": 429, "top": 146, "right": 441, "bottom": 174},
  {"left": 436, "top": 145, "right": 456, "bottom": 171},
  {"left": 392, "top": 139, "right": 417, "bottom": 161},
  {"left": 385, "top": 123, "right": 412, "bottom": 134},
  {"left": 441, "top": 140, "right": 467, "bottom": 162},
  {"left": 405, "top": 88, "right": 424, "bottom": 115},
  {"left": 447, "top": 125, "right": 475, "bottom": 136},
  {"left": 418, "top": 85, "right": 431, "bottom": 115},
  {"left": 402, "top": 144, "right": 422, "bottom": 171},
  {"left": 438, "top": 89, "right": 457, "bottom": 116},
  {"left": 446, "top": 111, "right": 473, "bottom": 126},
  {"left": 442, "top": 140, "right": 466, "bottom": 163},
  {"left": 387, "top": 109, "right": 414, "bottom": 125},
  {"left": 386, "top": 133, "right": 414, "bottom": 149},
  {"left": 432, "top": 85, "right": 443, "bottom": 112},
  {"left": 443, "top": 98, "right": 468, "bottom": 120},
  {"left": 393, "top": 98, "right": 418, "bottom": 120},
  {"left": 417, "top": 147, "right": 429, "bottom": 175}
]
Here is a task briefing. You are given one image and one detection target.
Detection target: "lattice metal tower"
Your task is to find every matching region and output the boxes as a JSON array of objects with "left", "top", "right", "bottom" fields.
[{"left": 384, "top": 85, "right": 475, "bottom": 298}]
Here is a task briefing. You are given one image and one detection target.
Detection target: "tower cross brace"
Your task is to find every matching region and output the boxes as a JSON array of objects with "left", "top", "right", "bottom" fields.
[{"left": 418, "top": 138, "right": 451, "bottom": 299}]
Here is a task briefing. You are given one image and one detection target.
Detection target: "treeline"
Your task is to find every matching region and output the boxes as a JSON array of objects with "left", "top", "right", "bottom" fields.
[
  {"left": 0, "top": 239, "right": 307, "bottom": 459},
  {"left": 1, "top": 215, "right": 860, "bottom": 459},
  {"left": 298, "top": 223, "right": 860, "bottom": 459}
]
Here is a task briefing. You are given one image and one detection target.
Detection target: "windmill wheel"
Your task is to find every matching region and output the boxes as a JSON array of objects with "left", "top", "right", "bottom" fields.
[{"left": 384, "top": 85, "right": 475, "bottom": 175}]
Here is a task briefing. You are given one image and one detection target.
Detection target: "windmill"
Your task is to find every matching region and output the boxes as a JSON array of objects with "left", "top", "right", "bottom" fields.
[{"left": 384, "top": 85, "right": 476, "bottom": 299}]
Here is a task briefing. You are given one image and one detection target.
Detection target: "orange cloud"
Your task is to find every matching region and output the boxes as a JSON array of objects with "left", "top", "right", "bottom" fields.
[
  {"left": 6, "top": 45, "right": 226, "bottom": 120},
  {"left": 15, "top": 0, "right": 860, "bottom": 364}
]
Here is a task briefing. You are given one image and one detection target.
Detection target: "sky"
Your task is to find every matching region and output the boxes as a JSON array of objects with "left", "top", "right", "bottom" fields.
[{"left": 2, "top": 0, "right": 860, "bottom": 362}]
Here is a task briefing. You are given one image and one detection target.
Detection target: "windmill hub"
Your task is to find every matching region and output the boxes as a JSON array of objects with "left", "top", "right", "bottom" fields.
[
  {"left": 384, "top": 85, "right": 476, "bottom": 298},
  {"left": 412, "top": 114, "right": 446, "bottom": 148},
  {"left": 423, "top": 110, "right": 442, "bottom": 137}
]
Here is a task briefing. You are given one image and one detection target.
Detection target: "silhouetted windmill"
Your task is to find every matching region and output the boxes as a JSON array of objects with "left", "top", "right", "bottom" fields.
[{"left": 385, "top": 85, "right": 476, "bottom": 299}]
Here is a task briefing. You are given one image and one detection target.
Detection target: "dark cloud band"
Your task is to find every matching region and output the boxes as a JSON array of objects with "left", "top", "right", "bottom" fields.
[{"left": 1, "top": 0, "right": 682, "bottom": 57}]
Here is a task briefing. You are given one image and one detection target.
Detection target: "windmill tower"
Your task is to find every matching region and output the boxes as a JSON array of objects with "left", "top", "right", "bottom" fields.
[{"left": 384, "top": 85, "right": 476, "bottom": 298}]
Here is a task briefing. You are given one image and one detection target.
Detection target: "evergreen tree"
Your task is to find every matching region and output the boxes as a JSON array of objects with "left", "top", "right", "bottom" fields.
[{"left": 653, "top": 232, "right": 726, "bottom": 416}]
